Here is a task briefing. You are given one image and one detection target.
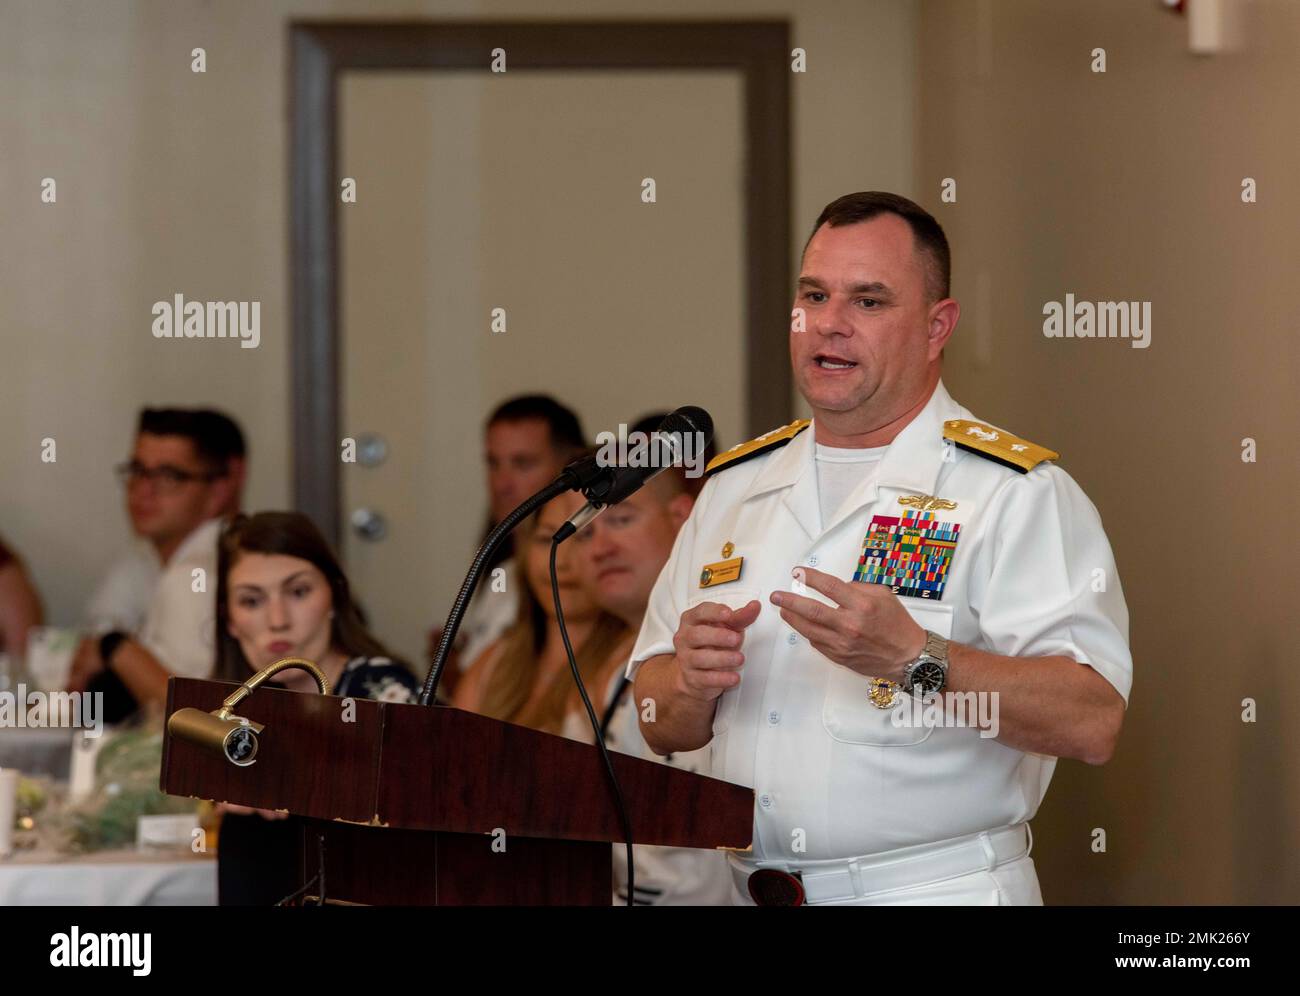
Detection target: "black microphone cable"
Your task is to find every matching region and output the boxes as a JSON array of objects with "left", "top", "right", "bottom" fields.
[
  {"left": 550, "top": 535, "right": 635, "bottom": 908},
  {"left": 599, "top": 676, "right": 632, "bottom": 742}
]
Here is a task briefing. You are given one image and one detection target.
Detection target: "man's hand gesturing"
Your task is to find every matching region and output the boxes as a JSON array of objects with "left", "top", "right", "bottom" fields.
[{"left": 670, "top": 599, "right": 761, "bottom": 701}]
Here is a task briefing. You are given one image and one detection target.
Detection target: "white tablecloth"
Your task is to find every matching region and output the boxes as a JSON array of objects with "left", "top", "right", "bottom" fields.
[{"left": 0, "top": 851, "right": 216, "bottom": 905}]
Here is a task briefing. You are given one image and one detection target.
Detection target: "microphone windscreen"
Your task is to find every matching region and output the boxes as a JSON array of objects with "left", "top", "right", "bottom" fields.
[{"left": 659, "top": 406, "right": 714, "bottom": 449}]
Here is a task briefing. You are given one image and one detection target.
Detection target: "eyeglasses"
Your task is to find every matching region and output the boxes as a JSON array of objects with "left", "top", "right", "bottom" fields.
[{"left": 115, "top": 460, "right": 225, "bottom": 491}]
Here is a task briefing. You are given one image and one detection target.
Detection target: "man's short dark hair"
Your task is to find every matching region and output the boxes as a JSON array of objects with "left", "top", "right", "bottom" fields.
[
  {"left": 487, "top": 394, "right": 587, "bottom": 457},
  {"left": 803, "top": 191, "right": 951, "bottom": 303},
  {"left": 137, "top": 408, "right": 246, "bottom": 472}
]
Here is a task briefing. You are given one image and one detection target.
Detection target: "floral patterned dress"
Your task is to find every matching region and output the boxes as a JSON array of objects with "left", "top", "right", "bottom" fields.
[{"left": 333, "top": 656, "right": 420, "bottom": 703}]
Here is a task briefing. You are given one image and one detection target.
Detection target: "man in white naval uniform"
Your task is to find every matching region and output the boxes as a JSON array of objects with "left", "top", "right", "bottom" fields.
[{"left": 628, "top": 192, "right": 1131, "bottom": 905}]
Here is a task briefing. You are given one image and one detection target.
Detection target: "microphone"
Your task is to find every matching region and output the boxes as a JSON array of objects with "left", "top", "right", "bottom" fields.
[{"left": 554, "top": 406, "right": 713, "bottom": 543}]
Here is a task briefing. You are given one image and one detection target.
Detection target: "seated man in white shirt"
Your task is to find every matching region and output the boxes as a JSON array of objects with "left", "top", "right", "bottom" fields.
[
  {"left": 69, "top": 408, "right": 246, "bottom": 721},
  {"left": 570, "top": 413, "right": 731, "bottom": 905}
]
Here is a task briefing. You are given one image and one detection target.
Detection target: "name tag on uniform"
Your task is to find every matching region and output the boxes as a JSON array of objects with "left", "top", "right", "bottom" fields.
[
  {"left": 853, "top": 511, "right": 960, "bottom": 600},
  {"left": 699, "top": 557, "right": 744, "bottom": 588}
]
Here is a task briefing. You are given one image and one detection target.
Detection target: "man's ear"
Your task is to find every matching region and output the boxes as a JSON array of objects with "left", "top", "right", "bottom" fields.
[
  {"left": 667, "top": 492, "right": 694, "bottom": 532},
  {"left": 221, "top": 456, "right": 247, "bottom": 514},
  {"left": 227, "top": 456, "right": 247, "bottom": 496},
  {"left": 203, "top": 472, "right": 239, "bottom": 520},
  {"left": 927, "top": 297, "right": 960, "bottom": 361}
]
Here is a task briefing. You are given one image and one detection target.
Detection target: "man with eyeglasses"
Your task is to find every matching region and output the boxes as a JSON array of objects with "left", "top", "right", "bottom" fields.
[{"left": 71, "top": 408, "right": 246, "bottom": 721}]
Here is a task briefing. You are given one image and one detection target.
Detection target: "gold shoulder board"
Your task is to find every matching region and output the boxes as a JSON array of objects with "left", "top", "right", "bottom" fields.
[
  {"left": 704, "top": 419, "right": 811, "bottom": 478},
  {"left": 942, "top": 419, "right": 1058, "bottom": 473}
]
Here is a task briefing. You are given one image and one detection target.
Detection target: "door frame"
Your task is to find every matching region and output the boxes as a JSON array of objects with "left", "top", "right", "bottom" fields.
[{"left": 290, "top": 20, "right": 792, "bottom": 544}]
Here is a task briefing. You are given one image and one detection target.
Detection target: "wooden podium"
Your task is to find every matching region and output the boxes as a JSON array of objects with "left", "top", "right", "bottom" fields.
[{"left": 160, "top": 678, "right": 754, "bottom": 905}]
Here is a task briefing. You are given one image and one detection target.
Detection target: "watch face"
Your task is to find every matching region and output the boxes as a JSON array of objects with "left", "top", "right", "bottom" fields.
[{"left": 912, "top": 660, "right": 946, "bottom": 693}]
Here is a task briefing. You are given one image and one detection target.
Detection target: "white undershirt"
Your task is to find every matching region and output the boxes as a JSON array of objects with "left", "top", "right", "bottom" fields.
[{"left": 815, "top": 442, "right": 888, "bottom": 530}]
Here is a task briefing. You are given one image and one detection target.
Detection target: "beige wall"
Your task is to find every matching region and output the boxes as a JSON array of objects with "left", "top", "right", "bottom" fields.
[
  {"left": 918, "top": 0, "right": 1299, "bottom": 903},
  {"left": 0, "top": 0, "right": 916, "bottom": 629}
]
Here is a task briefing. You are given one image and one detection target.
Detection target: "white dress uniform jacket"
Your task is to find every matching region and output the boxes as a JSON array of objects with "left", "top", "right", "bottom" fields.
[{"left": 627, "top": 381, "right": 1131, "bottom": 871}]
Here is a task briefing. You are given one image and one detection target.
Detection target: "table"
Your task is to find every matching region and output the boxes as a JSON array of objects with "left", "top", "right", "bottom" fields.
[{"left": 0, "top": 849, "right": 216, "bottom": 905}]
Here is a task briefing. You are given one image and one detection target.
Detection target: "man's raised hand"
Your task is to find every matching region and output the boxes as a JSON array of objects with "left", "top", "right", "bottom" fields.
[{"left": 671, "top": 599, "right": 761, "bottom": 701}]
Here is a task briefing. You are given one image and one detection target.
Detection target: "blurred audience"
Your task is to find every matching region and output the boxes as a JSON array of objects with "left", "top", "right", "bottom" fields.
[
  {"left": 431, "top": 394, "right": 587, "bottom": 695},
  {"left": 568, "top": 412, "right": 729, "bottom": 905},
  {"left": 452, "top": 489, "right": 627, "bottom": 735},
  {"left": 213, "top": 511, "right": 417, "bottom": 905},
  {"left": 68, "top": 408, "right": 246, "bottom": 721},
  {"left": 0, "top": 536, "right": 44, "bottom": 659}
]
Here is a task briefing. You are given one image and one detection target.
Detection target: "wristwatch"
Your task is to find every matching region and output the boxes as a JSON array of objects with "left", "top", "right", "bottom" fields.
[{"left": 901, "top": 630, "right": 949, "bottom": 695}]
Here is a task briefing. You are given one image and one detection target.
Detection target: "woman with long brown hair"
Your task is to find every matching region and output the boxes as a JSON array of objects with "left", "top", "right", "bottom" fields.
[
  {"left": 214, "top": 511, "right": 416, "bottom": 698},
  {"left": 213, "top": 511, "right": 417, "bottom": 904},
  {"left": 453, "top": 490, "right": 628, "bottom": 736}
]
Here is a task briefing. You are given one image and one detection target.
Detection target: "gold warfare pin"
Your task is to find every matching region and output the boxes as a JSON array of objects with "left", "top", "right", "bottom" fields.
[{"left": 898, "top": 494, "right": 958, "bottom": 511}]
